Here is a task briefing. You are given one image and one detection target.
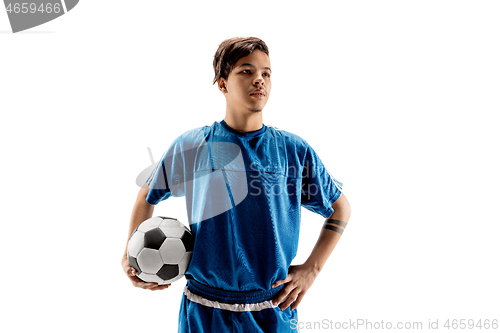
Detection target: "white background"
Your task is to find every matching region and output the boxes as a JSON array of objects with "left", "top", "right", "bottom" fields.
[{"left": 1, "top": 1, "right": 499, "bottom": 332}]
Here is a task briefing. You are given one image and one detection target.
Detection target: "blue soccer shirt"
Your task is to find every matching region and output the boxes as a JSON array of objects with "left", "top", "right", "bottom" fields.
[{"left": 146, "top": 120, "right": 343, "bottom": 291}]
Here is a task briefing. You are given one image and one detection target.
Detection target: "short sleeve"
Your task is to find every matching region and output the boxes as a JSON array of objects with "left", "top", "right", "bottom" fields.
[
  {"left": 300, "top": 144, "right": 343, "bottom": 218},
  {"left": 146, "top": 137, "right": 186, "bottom": 205}
]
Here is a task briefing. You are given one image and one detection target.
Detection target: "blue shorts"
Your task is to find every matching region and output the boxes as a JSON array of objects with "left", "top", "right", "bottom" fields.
[{"left": 178, "top": 279, "right": 298, "bottom": 333}]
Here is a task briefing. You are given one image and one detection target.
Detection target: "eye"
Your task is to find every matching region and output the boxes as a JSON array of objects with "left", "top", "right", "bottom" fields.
[{"left": 240, "top": 69, "right": 271, "bottom": 78}]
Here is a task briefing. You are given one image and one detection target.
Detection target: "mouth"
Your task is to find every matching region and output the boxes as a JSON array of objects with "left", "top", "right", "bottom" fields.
[{"left": 250, "top": 90, "right": 265, "bottom": 99}]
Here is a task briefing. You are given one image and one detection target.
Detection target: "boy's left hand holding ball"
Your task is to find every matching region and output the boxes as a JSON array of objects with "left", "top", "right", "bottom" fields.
[{"left": 121, "top": 255, "right": 171, "bottom": 291}]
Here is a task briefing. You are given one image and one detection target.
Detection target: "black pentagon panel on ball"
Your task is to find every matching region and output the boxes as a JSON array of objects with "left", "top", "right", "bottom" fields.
[
  {"left": 128, "top": 256, "right": 142, "bottom": 275},
  {"left": 157, "top": 264, "right": 179, "bottom": 281},
  {"left": 144, "top": 228, "right": 167, "bottom": 250},
  {"left": 180, "top": 231, "right": 195, "bottom": 252}
]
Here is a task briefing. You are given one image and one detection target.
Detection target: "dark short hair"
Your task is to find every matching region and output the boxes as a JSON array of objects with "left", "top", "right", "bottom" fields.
[{"left": 212, "top": 37, "right": 269, "bottom": 85}]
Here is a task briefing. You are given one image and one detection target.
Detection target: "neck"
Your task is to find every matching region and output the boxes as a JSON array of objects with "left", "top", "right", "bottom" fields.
[{"left": 223, "top": 111, "right": 263, "bottom": 133}]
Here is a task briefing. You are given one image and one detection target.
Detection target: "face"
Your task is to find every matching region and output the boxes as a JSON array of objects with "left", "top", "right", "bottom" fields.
[{"left": 218, "top": 50, "right": 272, "bottom": 114}]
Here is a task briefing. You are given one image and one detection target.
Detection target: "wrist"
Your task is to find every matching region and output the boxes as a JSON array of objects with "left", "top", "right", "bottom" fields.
[{"left": 303, "top": 260, "right": 322, "bottom": 277}]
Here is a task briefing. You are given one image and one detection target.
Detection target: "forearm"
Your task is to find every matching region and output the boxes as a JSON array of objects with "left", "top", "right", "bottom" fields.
[
  {"left": 303, "top": 222, "right": 344, "bottom": 275},
  {"left": 122, "top": 187, "right": 155, "bottom": 259},
  {"left": 304, "top": 194, "right": 351, "bottom": 275}
]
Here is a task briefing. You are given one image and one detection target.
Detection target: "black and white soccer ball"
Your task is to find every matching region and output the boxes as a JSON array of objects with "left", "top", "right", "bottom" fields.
[{"left": 127, "top": 216, "right": 194, "bottom": 285}]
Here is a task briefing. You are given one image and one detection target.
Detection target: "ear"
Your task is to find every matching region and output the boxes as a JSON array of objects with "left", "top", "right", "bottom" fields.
[{"left": 218, "top": 78, "right": 228, "bottom": 94}]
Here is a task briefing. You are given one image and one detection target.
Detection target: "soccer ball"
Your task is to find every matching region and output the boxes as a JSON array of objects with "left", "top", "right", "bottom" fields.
[{"left": 127, "top": 216, "right": 194, "bottom": 285}]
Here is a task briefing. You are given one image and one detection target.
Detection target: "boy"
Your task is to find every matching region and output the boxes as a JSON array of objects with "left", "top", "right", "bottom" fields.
[{"left": 122, "top": 37, "right": 351, "bottom": 332}]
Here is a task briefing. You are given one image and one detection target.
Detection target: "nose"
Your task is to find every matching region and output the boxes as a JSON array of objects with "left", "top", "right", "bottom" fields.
[{"left": 254, "top": 76, "right": 264, "bottom": 87}]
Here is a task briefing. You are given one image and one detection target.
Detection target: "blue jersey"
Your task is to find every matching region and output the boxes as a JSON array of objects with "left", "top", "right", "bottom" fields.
[{"left": 146, "top": 120, "right": 343, "bottom": 292}]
